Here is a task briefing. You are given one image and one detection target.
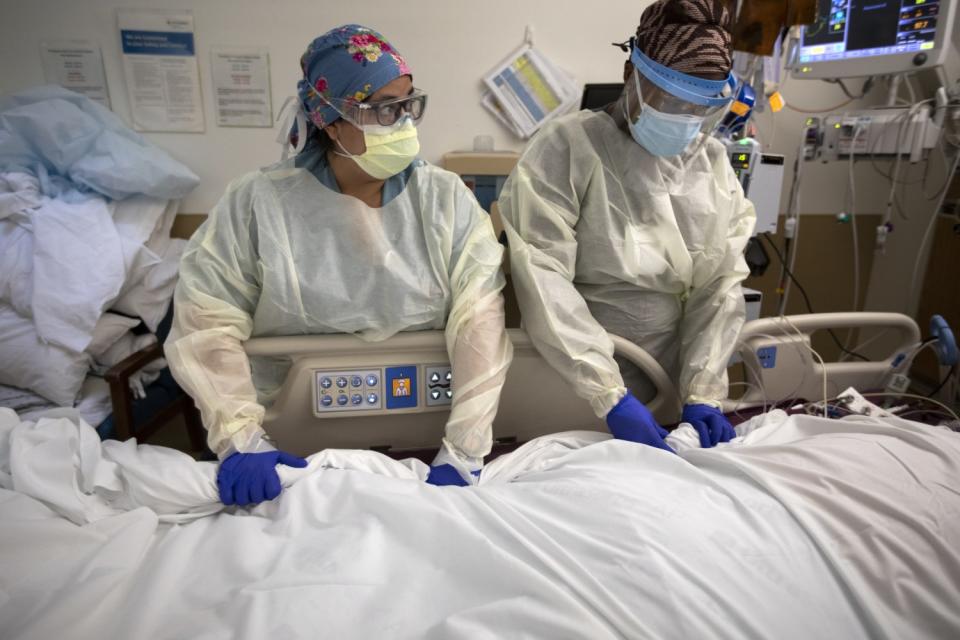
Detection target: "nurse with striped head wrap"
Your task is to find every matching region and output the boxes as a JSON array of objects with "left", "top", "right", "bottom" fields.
[
  {"left": 634, "top": 0, "right": 733, "bottom": 78},
  {"left": 498, "top": 0, "right": 756, "bottom": 456}
]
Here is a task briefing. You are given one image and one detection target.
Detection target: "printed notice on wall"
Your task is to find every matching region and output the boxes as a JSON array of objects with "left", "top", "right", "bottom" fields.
[
  {"left": 40, "top": 40, "right": 111, "bottom": 109},
  {"left": 118, "top": 9, "right": 205, "bottom": 132},
  {"left": 210, "top": 48, "right": 272, "bottom": 127}
]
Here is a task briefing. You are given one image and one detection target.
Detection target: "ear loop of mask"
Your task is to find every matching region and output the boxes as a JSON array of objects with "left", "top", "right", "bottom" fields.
[{"left": 331, "top": 121, "right": 357, "bottom": 159}]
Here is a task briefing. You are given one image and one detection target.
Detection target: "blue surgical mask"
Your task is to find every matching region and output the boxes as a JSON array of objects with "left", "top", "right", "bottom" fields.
[
  {"left": 626, "top": 102, "right": 704, "bottom": 157},
  {"left": 623, "top": 72, "right": 705, "bottom": 157},
  {"left": 623, "top": 47, "right": 735, "bottom": 157}
]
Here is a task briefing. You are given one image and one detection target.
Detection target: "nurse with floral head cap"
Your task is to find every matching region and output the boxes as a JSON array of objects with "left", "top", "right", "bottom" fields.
[{"left": 166, "top": 25, "right": 513, "bottom": 505}]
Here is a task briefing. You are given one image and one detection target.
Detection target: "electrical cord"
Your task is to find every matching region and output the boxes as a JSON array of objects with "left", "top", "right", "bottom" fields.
[
  {"left": 760, "top": 232, "right": 870, "bottom": 361},
  {"left": 784, "top": 78, "right": 873, "bottom": 114},
  {"left": 785, "top": 97, "right": 856, "bottom": 114},
  {"left": 908, "top": 147, "right": 960, "bottom": 312},
  {"left": 825, "top": 77, "right": 875, "bottom": 101},
  {"left": 927, "top": 364, "right": 957, "bottom": 399}
]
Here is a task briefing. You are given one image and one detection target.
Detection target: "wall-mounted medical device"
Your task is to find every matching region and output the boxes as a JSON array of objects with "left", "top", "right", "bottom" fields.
[
  {"left": 790, "top": 0, "right": 958, "bottom": 79},
  {"left": 805, "top": 106, "right": 941, "bottom": 162},
  {"left": 724, "top": 138, "right": 785, "bottom": 236}
]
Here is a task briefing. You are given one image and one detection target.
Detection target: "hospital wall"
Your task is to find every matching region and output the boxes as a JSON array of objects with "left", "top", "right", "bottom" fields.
[{"left": 1, "top": 0, "right": 954, "bottom": 331}]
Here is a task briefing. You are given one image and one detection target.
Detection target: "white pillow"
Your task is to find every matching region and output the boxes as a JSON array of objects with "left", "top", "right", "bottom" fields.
[
  {"left": 0, "top": 304, "right": 90, "bottom": 406},
  {"left": 31, "top": 195, "right": 125, "bottom": 353},
  {"left": 86, "top": 312, "right": 141, "bottom": 361},
  {"left": 111, "top": 238, "right": 185, "bottom": 332}
]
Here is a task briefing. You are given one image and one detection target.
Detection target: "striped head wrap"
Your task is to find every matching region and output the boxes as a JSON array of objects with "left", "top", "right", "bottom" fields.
[{"left": 635, "top": 0, "right": 733, "bottom": 76}]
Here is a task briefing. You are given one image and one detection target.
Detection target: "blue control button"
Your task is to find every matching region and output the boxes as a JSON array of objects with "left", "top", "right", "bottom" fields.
[
  {"left": 321, "top": 394, "right": 333, "bottom": 407},
  {"left": 336, "top": 376, "right": 348, "bottom": 388},
  {"left": 320, "top": 377, "right": 332, "bottom": 389},
  {"left": 366, "top": 374, "right": 379, "bottom": 387},
  {"left": 367, "top": 393, "right": 378, "bottom": 405},
  {"left": 351, "top": 393, "right": 363, "bottom": 405},
  {"left": 351, "top": 375, "right": 363, "bottom": 388},
  {"left": 337, "top": 394, "right": 348, "bottom": 406}
]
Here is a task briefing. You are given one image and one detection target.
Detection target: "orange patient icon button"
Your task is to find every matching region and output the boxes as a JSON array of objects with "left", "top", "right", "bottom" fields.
[{"left": 392, "top": 378, "right": 411, "bottom": 397}]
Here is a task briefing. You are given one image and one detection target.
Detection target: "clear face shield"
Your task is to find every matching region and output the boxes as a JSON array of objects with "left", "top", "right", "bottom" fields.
[{"left": 621, "top": 45, "right": 737, "bottom": 157}]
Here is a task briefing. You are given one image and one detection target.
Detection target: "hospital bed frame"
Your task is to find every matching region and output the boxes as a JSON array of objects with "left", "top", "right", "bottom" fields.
[
  {"left": 246, "top": 330, "right": 681, "bottom": 457},
  {"left": 726, "top": 312, "right": 922, "bottom": 411},
  {"left": 249, "top": 313, "right": 923, "bottom": 456}
]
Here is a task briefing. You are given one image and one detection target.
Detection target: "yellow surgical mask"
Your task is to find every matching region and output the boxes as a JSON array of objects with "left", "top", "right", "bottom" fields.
[{"left": 335, "top": 118, "right": 419, "bottom": 180}]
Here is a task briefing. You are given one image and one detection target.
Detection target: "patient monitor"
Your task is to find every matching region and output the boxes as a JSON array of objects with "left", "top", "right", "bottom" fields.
[{"left": 791, "top": 0, "right": 958, "bottom": 79}]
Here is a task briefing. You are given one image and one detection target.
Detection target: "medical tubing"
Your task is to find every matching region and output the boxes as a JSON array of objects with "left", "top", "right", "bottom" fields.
[
  {"left": 884, "top": 99, "right": 934, "bottom": 226},
  {"left": 777, "top": 316, "right": 829, "bottom": 417},
  {"left": 778, "top": 126, "right": 807, "bottom": 314},
  {"left": 846, "top": 122, "right": 862, "bottom": 351},
  {"left": 908, "top": 147, "right": 960, "bottom": 313},
  {"left": 760, "top": 233, "right": 869, "bottom": 361},
  {"left": 854, "top": 392, "right": 960, "bottom": 423}
]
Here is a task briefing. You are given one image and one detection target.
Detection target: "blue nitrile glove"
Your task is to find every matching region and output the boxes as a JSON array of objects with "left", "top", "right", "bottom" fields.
[
  {"left": 426, "top": 463, "right": 471, "bottom": 487},
  {"left": 605, "top": 392, "right": 675, "bottom": 453},
  {"left": 682, "top": 404, "right": 736, "bottom": 448},
  {"left": 427, "top": 441, "right": 482, "bottom": 487},
  {"left": 218, "top": 450, "right": 308, "bottom": 506}
]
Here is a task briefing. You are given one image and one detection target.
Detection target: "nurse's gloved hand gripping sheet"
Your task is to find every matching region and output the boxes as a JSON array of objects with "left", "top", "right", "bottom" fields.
[{"left": 1, "top": 407, "right": 959, "bottom": 639}]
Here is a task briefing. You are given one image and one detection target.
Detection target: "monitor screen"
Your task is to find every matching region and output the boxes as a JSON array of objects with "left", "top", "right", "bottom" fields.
[
  {"left": 580, "top": 83, "right": 624, "bottom": 111},
  {"left": 798, "top": 0, "right": 940, "bottom": 65}
]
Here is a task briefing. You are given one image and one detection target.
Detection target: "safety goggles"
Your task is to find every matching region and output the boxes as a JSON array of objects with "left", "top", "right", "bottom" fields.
[{"left": 327, "top": 89, "right": 428, "bottom": 127}]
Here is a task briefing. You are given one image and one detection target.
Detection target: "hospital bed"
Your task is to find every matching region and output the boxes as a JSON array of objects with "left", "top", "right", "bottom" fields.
[{"left": 4, "top": 311, "right": 959, "bottom": 639}]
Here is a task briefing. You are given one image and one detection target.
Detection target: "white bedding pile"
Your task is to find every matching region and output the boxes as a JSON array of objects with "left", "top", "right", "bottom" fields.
[
  {"left": 1, "top": 408, "right": 958, "bottom": 639},
  {"left": 0, "top": 176, "right": 182, "bottom": 408},
  {"left": 0, "top": 86, "right": 199, "bottom": 412}
]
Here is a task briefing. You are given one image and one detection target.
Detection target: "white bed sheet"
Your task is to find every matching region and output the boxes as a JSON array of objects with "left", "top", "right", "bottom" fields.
[{"left": 1, "top": 408, "right": 958, "bottom": 639}]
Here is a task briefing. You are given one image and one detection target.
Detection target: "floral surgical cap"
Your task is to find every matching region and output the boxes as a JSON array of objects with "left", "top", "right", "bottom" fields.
[{"left": 296, "top": 24, "right": 412, "bottom": 131}]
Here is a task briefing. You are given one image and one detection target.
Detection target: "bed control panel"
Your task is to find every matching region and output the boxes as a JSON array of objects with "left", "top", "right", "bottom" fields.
[
  {"left": 424, "top": 365, "right": 453, "bottom": 407},
  {"left": 314, "top": 369, "right": 382, "bottom": 414},
  {"left": 312, "top": 364, "right": 452, "bottom": 416}
]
